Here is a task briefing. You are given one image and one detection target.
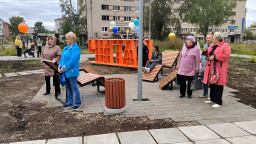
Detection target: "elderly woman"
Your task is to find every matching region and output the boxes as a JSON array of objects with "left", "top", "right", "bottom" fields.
[
  {"left": 203, "top": 32, "right": 231, "bottom": 108},
  {"left": 177, "top": 35, "right": 200, "bottom": 98},
  {"left": 58, "top": 32, "right": 81, "bottom": 111},
  {"left": 41, "top": 36, "right": 61, "bottom": 95},
  {"left": 15, "top": 35, "right": 23, "bottom": 58},
  {"left": 200, "top": 32, "right": 214, "bottom": 98}
]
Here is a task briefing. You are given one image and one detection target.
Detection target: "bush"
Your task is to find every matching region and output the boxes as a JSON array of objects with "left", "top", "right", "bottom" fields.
[
  {"left": 230, "top": 44, "right": 256, "bottom": 56},
  {"left": 250, "top": 56, "right": 256, "bottom": 63},
  {"left": 153, "top": 38, "right": 184, "bottom": 52},
  {"left": 0, "top": 47, "right": 17, "bottom": 56}
]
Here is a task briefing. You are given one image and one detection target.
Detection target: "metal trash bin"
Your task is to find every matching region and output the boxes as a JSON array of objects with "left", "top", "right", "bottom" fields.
[{"left": 104, "top": 78, "right": 126, "bottom": 114}]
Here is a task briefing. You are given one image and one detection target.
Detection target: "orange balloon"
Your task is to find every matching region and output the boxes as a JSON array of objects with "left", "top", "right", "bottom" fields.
[{"left": 18, "top": 23, "right": 28, "bottom": 33}]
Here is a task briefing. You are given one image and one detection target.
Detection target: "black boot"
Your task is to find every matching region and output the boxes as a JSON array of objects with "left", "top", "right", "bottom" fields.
[{"left": 43, "top": 92, "right": 50, "bottom": 95}]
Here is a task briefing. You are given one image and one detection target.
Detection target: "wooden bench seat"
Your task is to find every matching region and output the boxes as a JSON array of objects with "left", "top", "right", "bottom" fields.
[
  {"left": 142, "top": 65, "right": 163, "bottom": 82},
  {"left": 159, "top": 70, "right": 178, "bottom": 90}
]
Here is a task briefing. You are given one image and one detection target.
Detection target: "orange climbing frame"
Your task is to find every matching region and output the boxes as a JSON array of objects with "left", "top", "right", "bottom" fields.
[{"left": 88, "top": 39, "right": 153, "bottom": 68}]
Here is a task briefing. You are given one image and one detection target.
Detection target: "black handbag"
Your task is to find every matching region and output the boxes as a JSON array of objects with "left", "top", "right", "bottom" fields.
[{"left": 190, "top": 74, "right": 203, "bottom": 91}]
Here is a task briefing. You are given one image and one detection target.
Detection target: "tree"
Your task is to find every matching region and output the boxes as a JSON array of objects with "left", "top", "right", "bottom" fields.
[
  {"left": 179, "top": 0, "right": 236, "bottom": 38},
  {"left": 149, "top": 0, "right": 180, "bottom": 40},
  {"left": 9, "top": 16, "right": 25, "bottom": 37},
  {"left": 249, "top": 22, "right": 256, "bottom": 28},
  {"left": 244, "top": 30, "right": 255, "bottom": 40},
  {"left": 34, "top": 22, "right": 46, "bottom": 33},
  {"left": 59, "top": 0, "right": 87, "bottom": 37},
  {"left": 60, "top": 20, "right": 73, "bottom": 36}
]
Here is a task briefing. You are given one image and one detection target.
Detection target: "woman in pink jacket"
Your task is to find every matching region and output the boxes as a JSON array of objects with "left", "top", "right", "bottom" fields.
[
  {"left": 177, "top": 35, "right": 200, "bottom": 98},
  {"left": 202, "top": 32, "right": 231, "bottom": 108}
]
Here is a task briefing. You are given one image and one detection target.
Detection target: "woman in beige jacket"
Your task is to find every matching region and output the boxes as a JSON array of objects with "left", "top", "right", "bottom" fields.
[{"left": 41, "top": 36, "right": 62, "bottom": 95}]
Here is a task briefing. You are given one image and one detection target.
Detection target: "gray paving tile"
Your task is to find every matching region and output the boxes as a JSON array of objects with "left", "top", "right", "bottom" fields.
[
  {"left": 47, "top": 136, "right": 83, "bottom": 144},
  {"left": 234, "top": 120, "right": 256, "bottom": 134},
  {"left": 4, "top": 72, "right": 18, "bottom": 77},
  {"left": 197, "top": 119, "right": 222, "bottom": 125},
  {"left": 148, "top": 115, "right": 172, "bottom": 120},
  {"left": 174, "top": 143, "right": 193, "bottom": 144},
  {"left": 194, "top": 139, "right": 231, "bottom": 144},
  {"left": 10, "top": 140, "right": 46, "bottom": 144},
  {"left": 118, "top": 130, "right": 156, "bottom": 144},
  {"left": 179, "top": 126, "right": 220, "bottom": 142},
  {"left": 0, "top": 74, "right": 2, "bottom": 77},
  {"left": 16, "top": 71, "right": 32, "bottom": 76},
  {"left": 86, "top": 133, "right": 118, "bottom": 144},
  {"left": 207, "top": 123, "right": 250, "bottom": 138},
  {"left": 171, "top": 117, "right": 194, "bottom": 122},
  {"left": 226, "top": 136, "right": 256, "bottom": 144},
  {"left": 149, "top": 128, "right": 190, "bottom": 144}
]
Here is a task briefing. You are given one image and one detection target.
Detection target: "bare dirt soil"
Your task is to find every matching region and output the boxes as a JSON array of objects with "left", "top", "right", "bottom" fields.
[{"left": 0, "top": 60, "right": 197, "bottom": 143}]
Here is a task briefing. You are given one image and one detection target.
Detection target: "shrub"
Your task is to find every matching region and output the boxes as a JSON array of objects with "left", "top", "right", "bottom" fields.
[
  {"left": 0, "top": 47, "right": 17, "bottom": 56},
  {"left": 250, "top": 56, "right": 256, "bottom": 63},
  {"left": 230, "top": 44, "right": 256, "bottom": 56},
  {"left": 153, "top": 38, "right": 184, "bottom": 52}
]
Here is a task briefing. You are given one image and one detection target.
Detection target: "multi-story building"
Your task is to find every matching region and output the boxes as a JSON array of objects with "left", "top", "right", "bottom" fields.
[
  {"left": 80, "top": 0, "right": 247, "bottom": 43},
  {"left": 0, "top": 18, "right": 10, "bottom": 41},
  {"left": 55, "top": 17, "right": 69, "bottom": 42}
]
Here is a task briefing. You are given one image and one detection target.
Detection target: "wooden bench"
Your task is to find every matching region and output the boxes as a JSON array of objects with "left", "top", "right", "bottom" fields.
[
  {"left": 77, "top": 73, "right": 105, "bottom": 93},
  {"left": 162, "top": 51, "right": 180, "bottom": 69},
  {"left": 80, "top": 66, "right": 105, "bottom": 87},
  {"left": 158, "top": 70, "right": 178, "bottom": 90},
  {"left": 142, "top": 65, "right": 163, "bottom": 82}
]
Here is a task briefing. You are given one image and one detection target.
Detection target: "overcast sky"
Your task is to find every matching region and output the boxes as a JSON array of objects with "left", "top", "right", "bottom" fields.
[{"left": 0, "top": 0, "right": 255, "bottom": 31}]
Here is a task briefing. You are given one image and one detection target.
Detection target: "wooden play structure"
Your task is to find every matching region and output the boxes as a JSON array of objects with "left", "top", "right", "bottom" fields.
[{"left": 88, "top": 39, "right": 153, "bottom": 68}]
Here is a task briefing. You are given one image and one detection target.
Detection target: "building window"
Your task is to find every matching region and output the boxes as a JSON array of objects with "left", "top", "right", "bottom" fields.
[
  {"left": 175, "top": 0, "right": 180, "bottom": 4},
  {"left": 215, "top": 28, "right": 220, "bottom": 32},
  {"left": 223, "top": 20, "right": 228, "bottom": 24},
  {"left": 102, "top": 27, "right": 108, "bottom": 32},
  {"left": 113, "top": 6, "right": 120, "bottom": 11},
  {"left": 190, "top": 28, "right": 197, "bottom": 32},
  {"left": 173, "top": 28, "right": 177, "bottom": 33},
  {"left": 181, "top": 28, "right": 188, "bottom": 33},
  {"left": 125, "top": 6, "right": 131, "bottom": 11},
  {"left": 102, "top": 15, "right": 109, "bottom": 21},
  {"left": 135, "top": 6, "right": 139, "bottom": 12},
  {"left": 113, "top": 16, "right": 120, "bottom": 21},
  {"left": 124, "top": 16, "right": 131, "bottom": 21},
  {"left": 230, "top": 29, "right": 235, "bottom": 32},
  {"left": 223, "top": 29, "right": 228, "bottom": 32},
  {"left": 102, "top": 5, "right": 109, "bottom": 10},
  {"left": 117, "top": 27, "right": 121, "bottom": 32},
  {"left": 198, "top": 37, "right": 204, "bottom": 42},
  {"left": 230, "top": 20, "right": 236, "bottom": 24}
]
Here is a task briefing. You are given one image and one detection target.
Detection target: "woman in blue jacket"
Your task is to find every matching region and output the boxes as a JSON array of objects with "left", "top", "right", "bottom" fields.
[{"left": 58, "top": 32, "right": 81, "bottom": 111}]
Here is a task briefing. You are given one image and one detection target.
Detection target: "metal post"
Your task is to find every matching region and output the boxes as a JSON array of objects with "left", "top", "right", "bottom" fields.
[
  {"left": 149, "top": 0, "right": 152, "bottom": 40},
  {"left": 137, "top": 0, "right": 143, "bottom": 101}
]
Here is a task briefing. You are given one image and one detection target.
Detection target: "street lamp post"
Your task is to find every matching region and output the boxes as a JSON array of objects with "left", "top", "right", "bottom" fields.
[
  {"left": 149, "top": 0, "right": 152, "bottom": 40},
  {"left": 137, "top": 0, "right": 144, "bottom": 101}
]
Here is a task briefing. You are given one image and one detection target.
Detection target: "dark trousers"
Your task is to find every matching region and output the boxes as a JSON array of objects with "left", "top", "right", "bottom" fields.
[
  {"left": 45, "top": 76, "right": 60, "bottom": 93},
  {"left": 209, "top": 84, "right": 224, "bottom": 105},
  {"left": 146, "top": 61, "right": 157, "bottom": 71},
  {"left": 179, "top": 75, "right": 194, "bottom": 96},
  {"left": 17, "top": 47, "right": 21, "bottom": 57},
  {"left": 37, "top": 46, "right": 41, "bottom": 57},
  {"left": 201, "top": 71, "right": 209, "bottom": 95},
  {"left": 143, "top": 57, "right": 148, "bottom": 67}
]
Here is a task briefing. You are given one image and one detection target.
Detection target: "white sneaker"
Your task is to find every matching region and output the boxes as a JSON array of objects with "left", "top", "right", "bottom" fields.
[
  {"left": 207, "top": 97, "right": 210, "bottom": 100},
  {"left": 146, "top": 68, "right": 150, "bottom": 73},
  {"left": 205, "top": 100, "right": 213, "bottom": 104},
  {"left": 212, "top": 104, "right": 221, "bottom": 108}
]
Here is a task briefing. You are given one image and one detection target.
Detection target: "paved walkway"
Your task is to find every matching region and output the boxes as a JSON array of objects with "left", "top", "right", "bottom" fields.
[
  {"left": 230, "top": 54, "right": 252, "bottom": 59},
  {"left": 9, "top": 120, "right": 256, "bottom": 144}
]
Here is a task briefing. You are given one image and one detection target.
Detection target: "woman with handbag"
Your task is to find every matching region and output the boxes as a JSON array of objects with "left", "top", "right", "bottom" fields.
[
  {"left": 202, "top": 32, "right": 231, "bottom": 108},
  {"left": 176, "top": 35, "right": 200, "bottom": 98},
  {"left": 58, "top": 32, "right": 81, "bottom": 111},
  {"left": 41, "top": 36, "right": 61, "bottom": 95}
]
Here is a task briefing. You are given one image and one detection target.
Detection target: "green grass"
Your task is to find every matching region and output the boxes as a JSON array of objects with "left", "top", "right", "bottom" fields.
[
  {"left": 250, "top": 56, "right": 256, "bottom": 63},
  {"left": 231, "top": 43, "right": 256, "bottom": 56},
  {"left": 24, "top": 60, "right": 43, "bottom": 66},
  {"left": 0, "top": 47, "right": 17, "bottom": 56},
  {"left": 241, "top": 70, "right": 253, "bottom": 75},
  {"left": 154, "top": 38, "right": 184, "bottom": 52}
]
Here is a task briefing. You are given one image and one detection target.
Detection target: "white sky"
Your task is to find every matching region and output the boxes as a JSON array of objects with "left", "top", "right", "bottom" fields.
[{"left": 0, "top": 0, "right": 255, "bottom": 31}]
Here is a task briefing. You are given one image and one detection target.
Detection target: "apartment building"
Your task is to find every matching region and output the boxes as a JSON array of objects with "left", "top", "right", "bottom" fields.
[
  {"left": 0, "top": 18, "right": 10, "bottom": 41},
  {"left": 80, "top": 0, "right": 247, "bottom": 43}
]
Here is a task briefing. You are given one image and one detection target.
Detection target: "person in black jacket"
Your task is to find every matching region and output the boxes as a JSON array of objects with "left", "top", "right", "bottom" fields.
[
  {"left": 143, "top": 45, "right": 162, "bottom": 72},
  {"left": 137, "top": 39, "right": 149, "bottom": 67}
]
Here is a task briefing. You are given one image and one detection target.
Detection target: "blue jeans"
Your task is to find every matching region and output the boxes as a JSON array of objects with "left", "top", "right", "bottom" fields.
[
  {"left": 201, "top": 71, "right": 209, "bottom": 96},
  {"left": 65, "top": 77, "right": 81, "bottom": 107}
]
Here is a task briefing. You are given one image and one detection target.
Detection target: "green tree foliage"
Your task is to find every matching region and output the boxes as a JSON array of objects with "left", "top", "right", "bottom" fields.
[
  {"left": 249, "top": 22, "right": 256, "bottom": 28},
  {"left": 148, "top": 0, "right": 180, "bottom": 40},
  {"left": 34, "top": 21, "right": 46, "bottom": 33},
  {"left": 59, "top": 0, "right": 87, "bottom": 37},
  {"left": 179, "top": 0, "right": 236, "bottom": 38},
  {"left": 244, "top": 29, "right": 256, "bottom": 40},
  {"left": 9, "top": 16, "right": 25, "bottom": 37}
]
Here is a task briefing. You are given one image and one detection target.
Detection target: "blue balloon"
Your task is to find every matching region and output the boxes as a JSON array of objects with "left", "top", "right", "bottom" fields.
[
  {"left": 135, "top": 27, "right": 139, "bottom": 34},
  {"left": 112, "top": 27, "right": 118, "bottom": 33},
  {"left": 134, "top": 19, "right": 139, "bottom": 26}
]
